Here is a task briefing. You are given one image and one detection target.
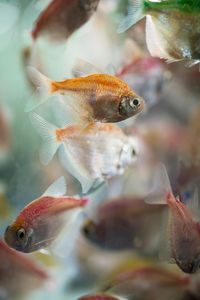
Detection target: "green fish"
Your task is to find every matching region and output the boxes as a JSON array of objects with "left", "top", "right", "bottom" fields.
[{"left": 118, "top": 0, "right": 200, "bottom": 64}]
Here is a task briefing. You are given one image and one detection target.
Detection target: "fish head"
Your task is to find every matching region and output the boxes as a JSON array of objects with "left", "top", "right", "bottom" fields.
[
  {"left": 78, "top": 0, "right": 99, "bottom": 11},
  {"left": 118, "top": 137, "right": 139, "bottom": 170},
  {"left": 119, "top": 93, "right": 145, "bottom": 118},
  {"left": 82, "top": 219, "right": 106, "bottom": 246},
  {"left": 4, "top": 223, "right": 35, "bottom": 253},
  {"left": 176, "top": 252, "right": 200, "bottom": 274}
]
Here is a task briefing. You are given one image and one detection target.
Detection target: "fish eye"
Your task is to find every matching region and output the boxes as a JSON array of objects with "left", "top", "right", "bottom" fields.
[
  {"left": 132, "top": 148, "right": 136, "bottom": 156},
  {"left": 16, "top": 228, "right": 26, "bottom": 240},
  {"left": 83, "top": 227, "right": 90, "bottom": 236},
  {"left": 129, "top": 98, "right": 140, "bottom": 108}
]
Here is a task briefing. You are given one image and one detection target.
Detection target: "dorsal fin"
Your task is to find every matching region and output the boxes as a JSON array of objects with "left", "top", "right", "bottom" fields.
[
  {"left": 42, "top": 176, "right": 67, "bottom": 197},
  {"left": 145, "top": 163, "right": 172, "bottom": 205},
  {"left": 72, "top": 58, "right": 102, "bottom": 77}
]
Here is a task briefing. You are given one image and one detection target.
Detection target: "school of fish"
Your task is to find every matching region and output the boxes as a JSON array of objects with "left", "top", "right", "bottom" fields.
[{"left": 1, "top": 0, "right": 200, "bottom": 299}]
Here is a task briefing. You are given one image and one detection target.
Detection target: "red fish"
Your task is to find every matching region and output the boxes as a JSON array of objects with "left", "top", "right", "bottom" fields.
[
  {"left": 147, "top": 165, "right": 200, "bottom": 273},
  {"left": 104, "top": 266, "right": 191, "bottom": 300},
  {"left": 4, "top": 177, "right": 88, "bottom": 252},
  {"left": 32, "top": 0, "right": 100, "bottom": 41},
  {"left": 0, "top": 238, "right": 48, "bottom": 298}
]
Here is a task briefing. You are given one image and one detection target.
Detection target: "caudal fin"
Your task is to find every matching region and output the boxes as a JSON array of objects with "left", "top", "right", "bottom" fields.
[
  {"left": 25, "top": 67, "right": 53, "bottom": 112},
  {"left": 30, "top": 112, "right": 60, "bottom": 165},
  {"left": 118, "top": 0, "right": 145, "bottom": 33}
]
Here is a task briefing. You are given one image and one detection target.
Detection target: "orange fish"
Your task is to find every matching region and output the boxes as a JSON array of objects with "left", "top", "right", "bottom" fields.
[
  {"left": 0, "top": 238, "right": 48, "bottom": 298},
  {"left": 32, "top": 0, "right": 100, "bottom": 41},
  {"left": 30, "top": 113, "right": 139, "bottom": 193},
  {"left": 4, "top": 177, "right": 88, "bottom": 253},
  {"left": 26, "top": 67, "right": 145, "bottom": 125}
]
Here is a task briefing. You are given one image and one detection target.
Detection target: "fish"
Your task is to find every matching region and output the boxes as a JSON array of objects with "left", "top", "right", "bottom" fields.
[
  {"left": 30, "top": 113, "right": 139, "bottom": 193},
  {"left": 0, "top": 106, "right": 11, "bottom": 161},
  {"left": 4, "top": 176, "right": 88, "bottom": 253},
  {"left": 32, "top": 0, "right": 100, "bottom": 41},
  {"left": 0, "top": 182, "right": 12, "bottom": 221},
  {"left": 25, "top": 67, "right": 145, "bottom": 125},
  {"left": 118, "top": 0, "right": 200, "bottom": 64},
  {"left": 77, "top": 294, "right": 122, "bottom": 300},
  {"left": 103, "top": 265, "right": 191, "bottom": 300},
  {"left": 147, "top": 164, "right": 200, "bottom": 274},
  {"left": 0, "top": 238, "right": 48, "bottom": 299},
  {"left": 82, "top": 196, "right": 166, "bottom": 253},
  {"left": 116, "top": 39, "right": 170, "bottom": 107}
]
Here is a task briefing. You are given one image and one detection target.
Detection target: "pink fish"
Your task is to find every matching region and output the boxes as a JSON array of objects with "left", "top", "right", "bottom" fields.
[
  {"left": 104, "top": 266, "right": 191, "bottom": 300},
  {"left": 147, "top": 165, "right": 200, "bottom": 273},
  {"left": 0, "top": 238, "right": 48, "bottom": 298},
  {"left": 32, "top": 0, "right": 100, "bottom": 41},
  {"left": 4, "top": 177, "right": 88, "bottom": 252}
]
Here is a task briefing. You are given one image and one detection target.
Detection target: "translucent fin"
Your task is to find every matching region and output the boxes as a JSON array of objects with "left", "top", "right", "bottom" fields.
[
  {"left": 145, "top": 164, "right": 172, "bottom": 205},
  {"left": 105, "top": 64, "right": 116, "bottom": 76},
  {"left": 29, "top": 113, "right": 59, "bottom": 165},
  {"left": 42, "top": 176, "right": 67, "bottom": 197},
  {"left": 50, "top": 209, "right": 85, "bottom": 258},
  {"left": 145, "top": 16, "right": 175, "bottom": 62},
  {"left": 25, "top": 67, "right": 53, "bottom": 112},
  {"left": 58, "top": 146, "right": 94, "bottom": 194},
  {"left": 117, "top": 0, "right": 144, "bottom": 33},
  {"left": 52, "top": 97, "right": 76, "bottom": 127},
  {"left": 72, "top": 58, "right": 102, "bottom": 77}
]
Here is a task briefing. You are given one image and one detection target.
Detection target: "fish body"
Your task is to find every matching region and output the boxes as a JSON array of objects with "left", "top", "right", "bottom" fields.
[
  {"left": 0, "top": 106, "right": 11, "bottom": 161},
  {"left": 119, "top": 0, "right": 200, "bottom": 63},
  {"left": 0, "top": 239, "right": 48, "bottom": 298},
  {"left": 26, "top": 67, "right": 145, "bottom": 124},
  {"left": 4, "top": 177, "right": 88, "bottom": 252},
  {"left": 166, "top": 191, "right": 200, "bottom": 273},
  {"left": 30, "top": 114, "right": 139, "bottom": 193},
  {"left": 32, "top": 0, "right": 100, "bottom": 41},
  {"left": 104, "top": 266, "right": 191, "bottom": 299},
  {"left": 82, "top": 196, "right": 165, "bottom": 252}
]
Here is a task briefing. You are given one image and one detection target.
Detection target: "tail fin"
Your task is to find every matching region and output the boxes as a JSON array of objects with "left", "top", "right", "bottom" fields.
[
  {"left": 25, "top": 67, "right": 53, "bottom": 112},
  {"left": 118, "top": 0, "right": 145, "bottom": 33},
  {"left": 30, "top": 113, "right": 60, "bottom": 165}
]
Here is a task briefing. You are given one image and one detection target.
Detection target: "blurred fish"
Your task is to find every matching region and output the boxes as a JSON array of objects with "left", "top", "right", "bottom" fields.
[
  {"left": 0, "top": 106, "right": 11, "bottom": 162},
  {"left": 82, "top": 196, "right": 166, "bottom": 253},
  {"left": 0, "top": 238, "right": 48, "bottom": 299},
  {"left": 25, "top": 67, "right": 145, "bottom": 124},
  {"left": 118, "top": 0, "right": 200, "bottom": 64},
  {"left": 116, "top": 39, "right": 170, "bottom": 107},
  {"left": 30, "top": 113, "right": 139, "bottom": 193},
  {"left": 32, "top": 0, "right": 100, "bottom": 41},
  {"left": 103, "top": 265, "right": 191, "bottom": 300},
  {"left": 147, "top": 165, "right": 200, "bottom": 274},
  {"left": 4, "top": 176, "right": 88, "bottom": 253},
  {"left": 0, "top": 182, "right": 12, "bottom": 221},
  {"left": 77, "top": 294, "right": 121, "bottom": 300}
]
